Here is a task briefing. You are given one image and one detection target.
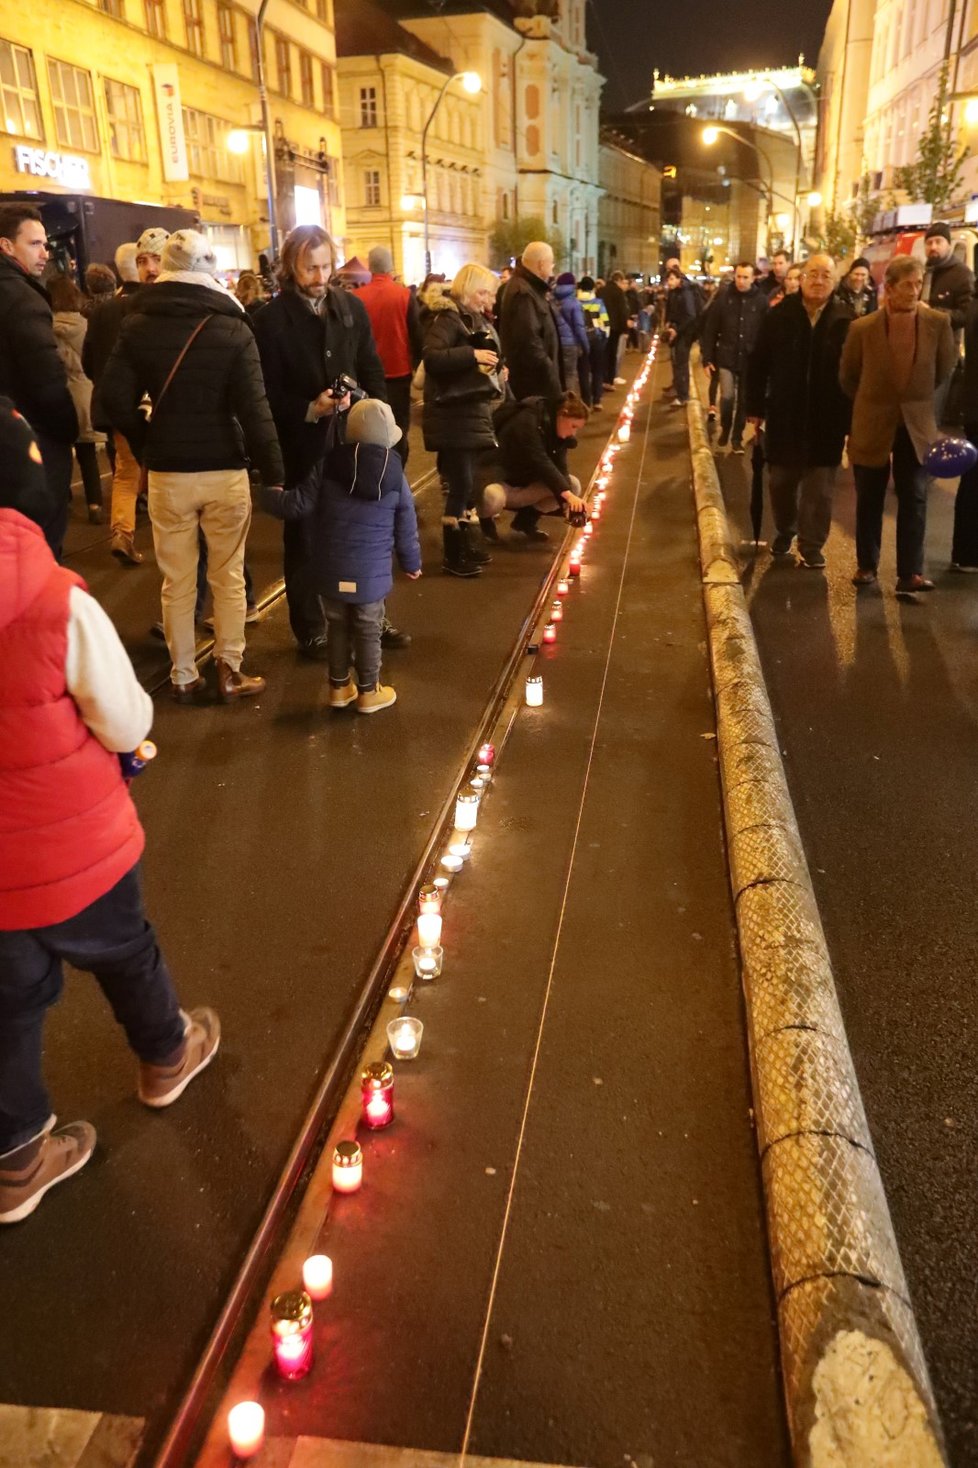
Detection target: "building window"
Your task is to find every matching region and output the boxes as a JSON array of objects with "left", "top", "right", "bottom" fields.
[
  {"left": 104, "top": 77, "right": 146, "bottom": 161},
  {"left": 359, "top": 86, "right": 377, "bottom": 127},
  {"left": 247, "top": 19, "right": 260, "bottom": 81},
  {"left": 99, "top": 0, "right": 125, "bottom": 16},
  {"left": 218, "top": 5, "right": 237, "bottom": 72},
  {"left": 182, "top": 105, "right": 242, "bottom": 184},
  {"left": 184, "top": 0, "right": 205, "bottom": 57},
  {"left": 48, "top": 58, "right": 99, "bottom": 152},
  {"left": 274, "top": 34, "right": 291, "bottom": 97},
  {"left": 0, "top": 40, "right": 43, "bottom": 140},
  {"left": 320, "top": 60, "right": 335, "bottom": 117},
  {"left": 316, "top": 0, "right": 331, "bottom": 19},
  {"left": 145, "top": 0, "right": 166, "bottom": 38},
  {"left": 299, "top": 50, "right": 314, "bottom": 107},
  {"left": 364, "top": 169, "right": 381, "bottom": 206}
]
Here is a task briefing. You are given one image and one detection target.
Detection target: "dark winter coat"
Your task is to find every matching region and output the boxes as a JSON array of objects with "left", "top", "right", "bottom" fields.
[
  {"left": 746, "top": 293, "right": 853, "bottom": 467},
  {"left": 596, "top": 278, "right": 630, "bottom": 337},
  {"left": 421, "top": 296, "right": 504, "bottom": 452},
  {"left": 97, "top": 280, "right": 283, "bottom": 485},
  {"left": 263, "top": 433, "right": 420, "bottom": 604},
  {"left": 664, "top": 278, "right": 702, "bottom": 342},
  {"left": 253, "top": 284, "right": 386, "bottom": 485},
  {"left": 490, "top": 396, "right": 573, "bottom": 500},
  {"left": 923, "top": 255, "right": 974, "bottom": 332},
  {"left": 956, "top": 298, "right": 978, "bottom": 435},
  {"left": 498, "top": 263, "right": 564, "bottom": 401},
  {"left": 701, "top": 282, "right": 768, "bottom": 373},
  {"left": 834, "top": 282, "right": 878, "bottom": 319},
  {"left": 81, "top": 281, "right": 142, "bottom": 386},
  {"left": 553, "top": 282, "right": 590, "bottom": 354},
  {"left": 0, "top": 254, "right": 77, "bottom": 447}
]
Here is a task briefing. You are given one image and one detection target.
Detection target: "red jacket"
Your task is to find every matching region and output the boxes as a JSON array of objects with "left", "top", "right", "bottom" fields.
[
  {"left": 0, "top": 509, "right": 144, "bottom": 929},
  {"left": 356, "top": 273, "right": 416, "bottom": 379}
]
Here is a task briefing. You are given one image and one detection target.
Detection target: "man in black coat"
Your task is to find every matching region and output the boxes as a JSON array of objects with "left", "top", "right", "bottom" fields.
[
  {"left": 597, "top": 270, "right": 631, "bottom": 386},
  {"left": 0, "top": 203, "right": 78, "bottom": 557},
  {"left": 253, "top": 225, "right": 389, "bottom": 657},
  {"left": 922, "top": 222, "right": 974, "bottom": 424},
  {"left": 701, "top": 262, "right": 768, "bottom": 452},
  {"left": 746, "top": 254, "right": 853, "bottom": 568},
  {"left": 498, "top": 241, "right": 563, "bottom": 403}
]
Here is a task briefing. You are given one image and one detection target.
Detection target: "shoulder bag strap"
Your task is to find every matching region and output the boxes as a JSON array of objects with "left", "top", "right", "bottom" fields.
[{"left": 154, "top": 315, "right": 210, "bottom": 416}]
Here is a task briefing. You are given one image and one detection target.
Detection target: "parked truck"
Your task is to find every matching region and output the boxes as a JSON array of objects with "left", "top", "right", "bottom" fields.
[{"left": 0, "top": 190, "right": 198, "bottom": 278}]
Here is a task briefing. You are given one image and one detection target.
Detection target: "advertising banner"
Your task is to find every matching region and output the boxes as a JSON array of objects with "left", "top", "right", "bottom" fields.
[{"left": 152, "top": 63, "right": 188, "bottom": 182}]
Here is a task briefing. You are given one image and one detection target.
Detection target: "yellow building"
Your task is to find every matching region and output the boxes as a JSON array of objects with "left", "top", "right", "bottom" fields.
[{"left": 0, "top": 0, "right": 345, "bottom": 271}]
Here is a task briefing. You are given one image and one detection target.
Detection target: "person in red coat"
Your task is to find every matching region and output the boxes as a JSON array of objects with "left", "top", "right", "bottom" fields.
[
  {"left": 356, "top": 246, "right": 423, "bottom": 466},
  {"left": 0, "top": 400, "right": 220, "bottom": 1225}
]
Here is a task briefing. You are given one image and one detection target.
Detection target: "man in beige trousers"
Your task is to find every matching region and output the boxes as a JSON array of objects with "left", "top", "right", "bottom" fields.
[{"left": 840, "top": 255, "right": 955, "bottom": 595}]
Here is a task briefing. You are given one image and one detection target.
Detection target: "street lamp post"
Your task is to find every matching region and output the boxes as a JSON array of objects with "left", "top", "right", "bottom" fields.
[
  {"left": 703, "top": 123, "right": 776, "bottom": 252},
  {"left": 421, "top": 70, "right": 481, "bottom": 276}
]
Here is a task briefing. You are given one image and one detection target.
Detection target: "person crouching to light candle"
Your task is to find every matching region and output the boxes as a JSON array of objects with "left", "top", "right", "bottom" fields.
[{"left": 476, "top": 392, "right": 589, "bottom": 543}]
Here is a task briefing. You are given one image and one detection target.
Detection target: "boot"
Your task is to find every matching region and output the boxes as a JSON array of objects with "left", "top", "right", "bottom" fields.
[
  {"left": 110, "top": 529, "right": 143, "bottom": 565},
  {"left": 441, "top": 519, "right": 481, "bottom": 578},
  {"left": 215, "top": 659, "right": 266, "bottom": 701},
  {"left": 461, "top": 512, "right": 492, "bottom": 565},
  {"left": 479, "top": 516, "right": 500, "bottom": 542},
  {"left": 511, "top": 506, "right": 548, "bottom": 541},
  {"left": 0, "top": 1122, "right": 96, "bottom": 1224}
]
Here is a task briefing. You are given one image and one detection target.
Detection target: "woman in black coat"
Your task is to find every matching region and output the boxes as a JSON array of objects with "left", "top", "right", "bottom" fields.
[{"left": 422, "top": 263, "right": 504, "bottom": 577}]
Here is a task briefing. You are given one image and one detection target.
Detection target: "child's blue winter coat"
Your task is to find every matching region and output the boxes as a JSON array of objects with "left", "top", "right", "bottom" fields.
[
  {"left": 553, "top": 280, "right": 590, "bottom": 354},
  {"left": 265, "top": 439, "right": 421, "bottom": 604}
]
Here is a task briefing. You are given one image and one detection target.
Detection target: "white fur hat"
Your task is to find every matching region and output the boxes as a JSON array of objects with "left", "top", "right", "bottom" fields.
[{"left": 160, "top": 229, "right": 220, "bottom": 278}]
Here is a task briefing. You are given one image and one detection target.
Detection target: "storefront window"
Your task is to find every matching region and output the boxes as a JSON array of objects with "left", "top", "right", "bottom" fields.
[
  {"left": 104, "top": 77, "right": 146, "bottom": 162},
  {"left": 0, "top": 39, "right": 43, "bottom": 141},
  {"left": 48, "top": 58, "right": 98, "bottom": 153}
]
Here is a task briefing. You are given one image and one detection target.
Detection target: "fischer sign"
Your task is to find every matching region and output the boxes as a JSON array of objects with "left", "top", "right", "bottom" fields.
[{"left": 13, "top": 146, "right": 91, "bottom": 189}]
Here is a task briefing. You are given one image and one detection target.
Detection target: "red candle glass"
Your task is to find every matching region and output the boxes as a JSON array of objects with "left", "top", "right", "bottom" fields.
[
  {"left": 270, "top": 1290, "right": 314, "bottom": 1381},
  {"left": 550, "top": 600, "right": 563, "bottom": 621},
  {"left": 542, "top": 622, "right": 557, "bottom": 643},
  {"left": 361, "top": 1060, "right": 395, "bottom": 1129},
  {"left": 556, "top": 578, "right": 570, "bottom": 597},
  {"left": 477, "top": 741, "right": 495, "bottom": 767}
]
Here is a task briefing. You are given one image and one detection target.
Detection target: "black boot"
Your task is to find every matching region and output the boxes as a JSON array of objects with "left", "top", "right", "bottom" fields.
[
  {"left": 461, "top": 515, "right": 492, "bottom": 565},
  {"left": 442, "top": 519, "right": 481, "bottom": 577},
  {"left": 480, "top": 516, "right": 500, "bottom": 542},
  {"left": 511, "top": 506, "right": 549, "bottom": 541}
]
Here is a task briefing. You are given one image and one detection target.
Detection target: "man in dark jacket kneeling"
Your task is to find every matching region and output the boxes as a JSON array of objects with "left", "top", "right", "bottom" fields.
[{"left": 746, "top": 254, "right": 853, "bottom": 569}]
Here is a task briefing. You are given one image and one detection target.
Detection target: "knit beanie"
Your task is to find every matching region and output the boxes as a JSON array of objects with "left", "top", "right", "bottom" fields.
[
  {"left": 161, "top": 229, "right": 220, "bottom": 278},
  {"left": 0, "top": 397, "right": 51, "bottom": 527},
  {"left": 345, "top": 398, "right": 402, "bottom": 448},
  {"left": 135, "top": 227, "right": 170, "bottom": 258},
  {"left": 556, "top": 271, "right": 576, "bottom": 287},
  {"left": 115, "top": 243, "right": 139, "bottom": 282},
  {"left": 849, "top": 256, "right": 871, "bottom": 273},
  {"left": 924, "top": 222, "right": 952, "bottom": 243}
]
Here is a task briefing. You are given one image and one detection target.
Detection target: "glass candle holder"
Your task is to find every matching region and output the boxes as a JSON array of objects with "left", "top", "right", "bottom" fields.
[
  {"left": 418, "top": 883, "right": 441, "bottom": 915},
  {"left": 455, "top": 789, "right": 480, "bottom": 832},
  {"left": 387, "top": 1015, "right": 423, "bottom": 1059},
  {"left": 302, "top": 1254, "right": 333, "bottom": 1300},
  {"left": 469, "top": 774, "right": 487, "bottom": 793},
  {"left": 412, "top": 944, "right": 443, "bottom": 979},
  {"left": 477, "top": 741, "right": 495, "bottom": 767},
  {"left": 590, "top": 503, "right": 601, "bottom": 520},
  {"left": 476, "top": 763, "right": 492, "bottom": 778},
  {"left": 417, "top": 911, "right": 442, "bottom": 949},
  {"left": 542, "top": 622, "right": 557, "bottom": 643},
  {"left": 361, "top": 1060, "right": 395, "bottom": 1129},
  {"left": 228, "top": 1402, "right": 265, "bottom": 1460},
  {"left": 270, "top": 1290, "right": 314, "bottom": 1381},
  {"left": 618, "top": 421, "right": 631, "bottom": 442},
  {"left": 556, "top": 578, "right": 570, "bottom": 597},
  {"left": 332, "top": 1139, "right": 363, "bottom": 1193},
  {"left": 551, "top": 600, "right": 563, "bottom": 622},
  {"left": 525, "top": 675, "right": 544, "bottom": 707},
  {"left": 568, "top": 555, "right": 581, "bottom": 579},
  {"left": 583, "top": 520, "right": 594, "bottom": 537}
]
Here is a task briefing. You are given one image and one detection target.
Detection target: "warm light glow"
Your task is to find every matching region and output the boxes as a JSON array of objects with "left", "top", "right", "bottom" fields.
[
  {"left": 477, "top": 741, "right": 495, "bottom": 766},
  {"left": 228, "top": 1402, "right": 265, "bottom": 1459},
  {"left": 556, "top": 578, "right": 570, "bottom": 597},
  {"left": 388, "top": 1016, "right": 424, "bottom": 1059},
  {"left": 455, "top": 790, "right": 480, "bottom": 832},
  {"left": 543, "top": 622, "right": 557, "bottom": 643},
  {"left": 448, "top": 838, "right": 471, "bottom": 860},
  {"left": 551, "top": 600, "right": 563, "bottom": 621},
  {"left": 743, "top": 79, "right": 763, "bottom": 102},
  {"left": 302, "top": 1255, "right": 333, "bottom": 1300},
  {"left": 807, "top": 190, "right": 822, "bottom": 207},
  {"left": 361, "top": 1061, "right": 395, "bottom": 1129},
  {"left": 401, "top": 193, "right": 424, "bottom": 211},
  {"left": 417, "top": 911, "right": 442, "bottom": 948},
  {"left": 412, "top": 944, "right": 442, "bottom": 978},
  {"left": 702, "top": 125, "right": 720, "bottom": 145},
  {"left": 460, "top": 70, "right": 482, "bottom": 94},
  {"left": 966, "top": 97, "right": 978, "bottom": 125},
  {"left": 525, "top": 675, "right": 544, "bottom": 707},
  {"left": 332, "top": 1140, "right": 363, "bottom": 1192},
  {"left": 227, "top": 128, "right": 253, "bottom": 154},
  {"left": 618, "top": 422, "right": 631, "bottom": 442},
  {"left": 441, "top": 852, "right": 464, "bottom": 873},
  {"left": 583, "top": 520, "right": 594, "bottom": 537},
  {"left": 419, "top": 883, "right": 442, "bottom": 915},
  {"left": 270, "top": 1292, "right": 314, "bottom": 1381}
]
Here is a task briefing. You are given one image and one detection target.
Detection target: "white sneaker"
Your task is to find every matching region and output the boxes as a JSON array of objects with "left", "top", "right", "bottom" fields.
[{"left": 613, "top": 376, "right": 626, "bottom": 386}]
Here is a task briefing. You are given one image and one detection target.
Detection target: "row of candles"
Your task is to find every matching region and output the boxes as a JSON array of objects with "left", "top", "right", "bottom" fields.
[{"left": 226, "top": 349, "right": 655, "bottom": 1461}]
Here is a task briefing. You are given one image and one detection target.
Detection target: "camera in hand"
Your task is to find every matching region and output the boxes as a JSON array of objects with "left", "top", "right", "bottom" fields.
[{"left": 328, "top": 373, "right": 368, "bottom": 404}]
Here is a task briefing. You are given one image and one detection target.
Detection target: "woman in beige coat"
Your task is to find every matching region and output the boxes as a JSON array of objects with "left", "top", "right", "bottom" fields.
[{"left": 49, "top": 274, "right": 106, "bottom": 524}]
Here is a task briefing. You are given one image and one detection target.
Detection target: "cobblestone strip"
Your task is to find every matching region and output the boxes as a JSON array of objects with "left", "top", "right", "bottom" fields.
[{"left": 685, "top": 399, "right": 946, "bottom": 1468}]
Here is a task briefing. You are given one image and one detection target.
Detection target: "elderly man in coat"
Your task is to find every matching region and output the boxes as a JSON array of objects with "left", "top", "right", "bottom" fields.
[{"left": 840, "top": 255, "right": 956, "bottom": 596}]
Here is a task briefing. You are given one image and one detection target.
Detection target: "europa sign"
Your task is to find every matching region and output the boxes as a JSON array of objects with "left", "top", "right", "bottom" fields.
[{"left": 13, "top": 146, "right": 91, "bottom": 189}]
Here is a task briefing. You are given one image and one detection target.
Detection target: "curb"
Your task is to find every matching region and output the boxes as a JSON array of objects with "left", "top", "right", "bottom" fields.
[{"left": 685, "top": 397, "right": 947, "bottom": 1468}]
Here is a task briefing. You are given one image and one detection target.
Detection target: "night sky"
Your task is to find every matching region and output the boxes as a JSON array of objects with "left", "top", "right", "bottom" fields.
[{"left": 586, "top": 0, "right": 834, "bottom": 113}]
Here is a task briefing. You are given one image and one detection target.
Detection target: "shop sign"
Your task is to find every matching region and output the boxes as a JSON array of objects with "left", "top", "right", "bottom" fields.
[
  {"left": 152, "top": 62, "right": 189, "bottom": 182},
  {"left": 13, "top": 146, "right": 90, "bottom": 189}
]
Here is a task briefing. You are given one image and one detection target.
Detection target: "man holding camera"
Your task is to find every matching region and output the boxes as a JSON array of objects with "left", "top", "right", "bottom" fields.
[{"left": 254, "top": 226, "right": 394, "bottom": 658}]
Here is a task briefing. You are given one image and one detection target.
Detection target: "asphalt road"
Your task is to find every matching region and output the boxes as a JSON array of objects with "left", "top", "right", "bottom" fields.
[
  {"left": 711, "top": 416, "right": 978, "bottom": 1468},
  {"left": 0, "top": 388, "right": 632, "bottom": 1463}
]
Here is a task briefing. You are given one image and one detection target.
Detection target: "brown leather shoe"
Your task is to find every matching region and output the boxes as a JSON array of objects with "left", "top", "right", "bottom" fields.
[
  {"left": 171, "top": 676, "right": 206, "bottom": 704},
  {"left": 138, "top": 1007, "right": 220, "bottom": 1108},
  {"left": 0, "top": 1123, "right": 96, "bottom": 1224},
  {"left": 110, "top": 529, "right": 144, "bottom": 565},
  {"left": 851, "top": 568, "right": 877, "bottom": 587},
  {"left": 216, "top": 659, "right": 265, "bottom": 701}
]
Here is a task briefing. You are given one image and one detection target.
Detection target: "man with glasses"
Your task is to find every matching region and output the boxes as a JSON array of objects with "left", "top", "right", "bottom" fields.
[{"left": 746, "top": 254, "right": 853, "bottom": 569}]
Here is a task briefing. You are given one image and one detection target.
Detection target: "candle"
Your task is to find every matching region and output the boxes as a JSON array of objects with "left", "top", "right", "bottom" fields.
[
  {"left": 361, "top": 1060, "right": 394, "bottom": 1129},
  {"left": 302, "top": 1254, "right": 333, "bottom": 1301},
  {"left": 434, "top": 874, "right": 450, "bottom": 890},
  {"left": 618, "top": 421, "right": 631, "bottom": 442},
  {"left": 440, "top": 852, "right": 463, "bottom": 873},
  {"left": 568, "top": 554, "right": 581, "bottom": 578},
  {"left": 228, "top": 1402, "right": 265, "bottom": 1459},
  {"left": 332, "top": 1139, "right": 363, "bottom": 1193},
  {"left": 448, "top": 837, "right": 471, "bottom": 860},
  {"left": 590, "top": 503, "right": 601, "bottom": 520},
  {"left": 556, "top": 578, "right": 570, "bottom": 597},
  {"left": 270, "top": 1290, "right": 314, "bottom": 1381},
  {"left": 542, "top": 622, "right": 557, "bottom": 644},
  {"left": 455, "top": 789, "right": 480, "bottom": 831},
  {"left": 412, "top": 944, "right": 443, "bottom": 979},
  {"left": 418, "top": 883, "right": 441, "bottom": 914},
  {"left": 476, "top": 763, "right": 492, "bottom": 777},
  {"left": 388, "top": 982, "right": 409, "bottom": 1003},
  {"left": 550, "top": 600, "right": 563, "bottom": 621},
  {"left": 477, "top": 741, "right": 495, "bottom": 766},
  {"left": 525, "top": 675, "right": 544, "bottom": 707},
  {"left": 583, "top": 521, "right": 594, "bottom": 537},
  {"left": 417, "top": 911, "right": 442, "bottom": 949},
  {"left": 387, "top": 1015, "right": 423, "bottom": 1059}
]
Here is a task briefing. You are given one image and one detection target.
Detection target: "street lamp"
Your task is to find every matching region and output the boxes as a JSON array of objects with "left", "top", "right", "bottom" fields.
[
  {"left": 703, "top": 123, "right": 776, "bottom": 250},
  {"left": 421, "top": 70, "right": 482, "bottom": 275}
]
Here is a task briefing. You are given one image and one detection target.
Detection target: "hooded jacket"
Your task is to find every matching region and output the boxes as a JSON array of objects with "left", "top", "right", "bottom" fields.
[
  {"left": 0, "top": 254, "right": 77, "bottom": 448},
  {"left": 263, "top": 430, "right": 420, "bottom": 604},
  {"left": 421, "top": 296, "right": 503, "bottom": 452},
  {"left": 0, "top": 509, "right": 145, "bottom": 929},
  {"left": 97, "top": 280, "right": 284, "bottom": 484},
  {"left": 553, "top": 281, "right": 590, "bottom": 354}
]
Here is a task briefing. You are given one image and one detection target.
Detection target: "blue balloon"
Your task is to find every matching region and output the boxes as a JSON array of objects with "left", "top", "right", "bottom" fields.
[{"left": 924, "top": 436, "right": 978, "bottom": 477}]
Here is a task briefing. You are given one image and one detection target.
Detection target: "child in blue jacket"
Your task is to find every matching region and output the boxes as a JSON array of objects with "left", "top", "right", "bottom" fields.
[{"left": 264, "top": 399, "right": 421, "bottom": 714}]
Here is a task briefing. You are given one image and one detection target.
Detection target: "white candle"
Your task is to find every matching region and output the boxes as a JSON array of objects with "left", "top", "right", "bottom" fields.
[
  {"left": 388, "top": 983, "right": 409, "bottom": 1003},
  {"left": 417, "top": 911, "right": 442, "bottom": 948},
  {"left": 525, "top": 675, "right": 544, "bottom": 707},
  {"left": 302, "top": 1254, "right": 333, "bottom": 1300},
  {"left": 455, "top": 789, "right": 480, "bottom": 831},
  {"left": 228, "top": 1401, "right": 265, "bottom": 1459},
  {"left": 412, "top": 944, "right": 443, "bottom": 978},
  {"left": 441, "top": 852, "right": 463, "bottom": 873},
  {"left": 387, "top": 1016, "right": 424, "bottom": 1058},
  {"left": 448, "top": 838, "right": 471, "bottom": 860}
]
